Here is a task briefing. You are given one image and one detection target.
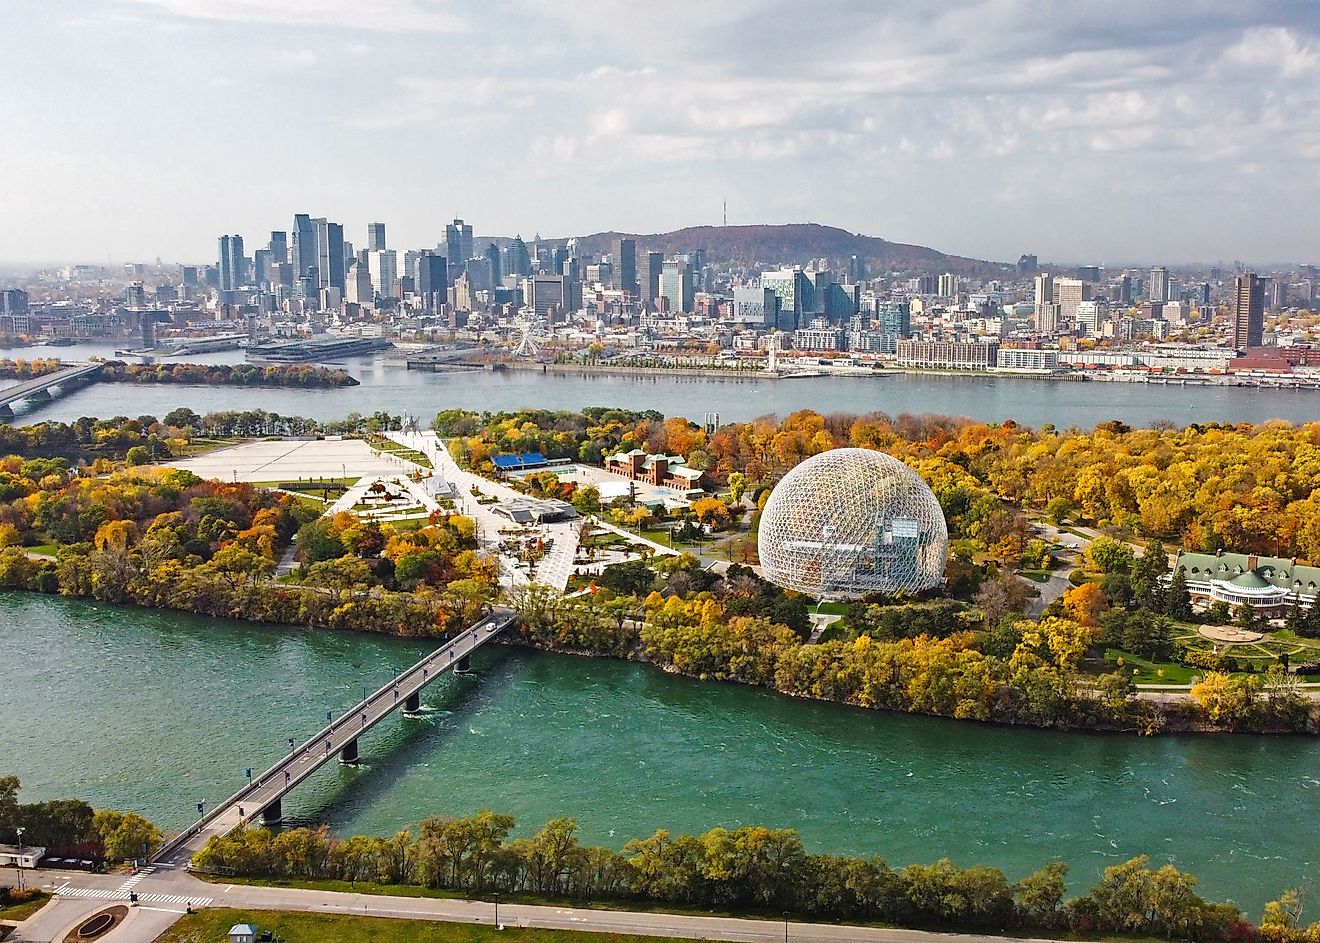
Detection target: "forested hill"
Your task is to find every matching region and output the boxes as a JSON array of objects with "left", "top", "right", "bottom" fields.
[{"left": 546, "top": 223, "right": 1004, "bottom": 274}]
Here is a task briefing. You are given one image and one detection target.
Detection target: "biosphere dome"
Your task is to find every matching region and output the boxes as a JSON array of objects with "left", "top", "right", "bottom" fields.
[{"left": 757, "top": 448, "right": 948, "bottom": 600}]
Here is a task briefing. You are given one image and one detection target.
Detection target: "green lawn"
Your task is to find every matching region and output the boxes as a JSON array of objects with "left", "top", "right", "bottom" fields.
[
  {"left": 1103, "top": 649, "right": 1200, "bottom": 684},
  {"left": 1019, "top": 568, "right": 1052, "bottom": 583},
  {"left": 25, "top": 543, "right": 58, "bottom": 557},
  {"left": 0, "top": 891, "right": 51, "bottom": 922},
  {"left": 154, "top": 908, "right": 656, "bottom": 943}
]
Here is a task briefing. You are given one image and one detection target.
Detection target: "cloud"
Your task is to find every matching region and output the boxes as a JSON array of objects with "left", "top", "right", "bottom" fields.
[{"left": 118, "top": 0, "right": 467, "bottom": 33}]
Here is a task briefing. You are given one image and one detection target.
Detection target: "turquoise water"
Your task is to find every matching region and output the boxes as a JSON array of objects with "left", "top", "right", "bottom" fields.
[{"left": 2, "top": 592, "right": 1317, "bottom": 914}]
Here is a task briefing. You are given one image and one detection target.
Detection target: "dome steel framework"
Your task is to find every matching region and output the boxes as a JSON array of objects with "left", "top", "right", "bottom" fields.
[{"left": 757, "top": 448, "right": 948, "bottom": 600}]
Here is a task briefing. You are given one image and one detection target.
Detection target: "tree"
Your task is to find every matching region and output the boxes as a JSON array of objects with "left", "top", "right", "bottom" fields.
[
  {"left": 571, "top": 485, "right": 601, "bottom": 514},
  {"left": 1261, "top": 885, "right": 1308, "bottom": 933},
  {"left": 1045, "top": 497, "right": 1073, "bottom": 524},
  {"left": 1062, "top": 582, "right": 1108, "bottom": 629},
  {"left": 975, "top": 572, "right": 1032, "bottom": 629},
  {"left": 690, "top": 497, "right": 731, "bottom": 530},
  {"left": 1190, "top": 671, "right": 1260, "bottom": 727},
  {"left": 1164, "top": 568, "right": 1193, "bottom": 621},
  {"left": 93, "top": 809, "right": 163, "bottom": 863},
  {"left": 727, "top": 472, "right": 748, "bottom": 504},
  {"left": 125, "top": 445, "right": 150, "bottom": 466},
  {"left": 1086, "top": 537, "right": 1133, "bottom": 574},
  {"left": 1014, "top": 860, "right": 1068, "bottom": 928}
]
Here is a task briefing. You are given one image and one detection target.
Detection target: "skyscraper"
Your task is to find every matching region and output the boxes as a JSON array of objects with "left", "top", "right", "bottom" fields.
[
  {"left": 268, "top": 231, "right": 288, "bottom": 265},
  {"left": 1148, "top": 266, "right": 1168, "bottom": 303},
  {"left": 368, "top": 249, "right": 398, "bottom": 299},
  {"left": 505, "top": 236, "right": 531, "bottom": 277},
  {"left": 614, "top": 237, "right": 638, "bottom": 295},
  {"left": 292, "top": 214, "right": 317, "bottom": 280},
  {"left": 416, "top": 251, "right": 448, "bottom": 312},
  {"left": 484, "top": 243, "right": 502, "bottom": 285},
  {"left": 641, "top": 251, "right": 664, "bottom": 306},
  {"left": 760, "top": 268, "right": 813, "bottom": 330},
  {"left": 660, "top": 259, "right": 694, "bottom": 314},
  {"left": 218, "top": 234, "right": 244, "bottom": 291},
  {"left": 1053, "top": 277, "right": 1091, "bottom": 323},
  {"left": 1233, "top": 273, "right": 1264, "bottom": 350},
  {"left": 313, "top": 218, "right": 345, "bottom": 291},
  {"left": 367, "top": 222, "right": 387, "bottom": 252},
  {"left": 445, "top": 218, "right": 473, "bottom": 274}
]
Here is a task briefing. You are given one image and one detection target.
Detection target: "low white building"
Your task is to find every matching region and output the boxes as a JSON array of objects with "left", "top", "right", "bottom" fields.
[{"left": 0, "top": 843, "right": 45, "bottom": 868}]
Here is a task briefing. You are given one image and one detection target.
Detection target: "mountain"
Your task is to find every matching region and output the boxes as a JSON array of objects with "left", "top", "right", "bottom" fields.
[{"left": 538, "top": 223, "right": 1004, "bottom": 274}]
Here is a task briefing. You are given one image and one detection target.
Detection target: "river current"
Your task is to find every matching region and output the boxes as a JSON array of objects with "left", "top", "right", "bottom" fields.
[{"left": 3, "top": 593, "right": 1317, "bottom": 914}]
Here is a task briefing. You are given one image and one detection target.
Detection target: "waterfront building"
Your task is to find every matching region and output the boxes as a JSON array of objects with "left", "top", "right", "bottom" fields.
[
  {"left": 995, "top": 347, "right": 1060, "bottom": 372},
  {"left": 367, "top": 222, "right": 387, "bottom": 252},
  {"left": 896, "top": 339, "right": 999, "bottom": 370},
  {"left": 0, "top": 288, "right": 29, "bottom": 314},
  {"left": 1233, "top": 273, "right": 1264, "bottom": 350},
  {"left": 758, "top": 448, "right": 948, "bottom": 600},
  {"left": 1172, "top": 549, "right": 1318, "bottom": 617},
  {"left": 794, "top": 326, "right": 845, "bottom": 352}
]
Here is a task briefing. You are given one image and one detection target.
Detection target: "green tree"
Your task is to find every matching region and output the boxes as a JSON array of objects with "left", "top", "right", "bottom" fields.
[
  {"left": 92, "top": 809, "right": 163, "bottom": 863},
  {"left": 1086, "top": 536, "right": 1134, "bottom": 574},
  {"left": 125, "top": 445, "right": 150, "bottom": 466},
  {"left": 1164, "top": 568, "right": 1193, "bottom": 621}
]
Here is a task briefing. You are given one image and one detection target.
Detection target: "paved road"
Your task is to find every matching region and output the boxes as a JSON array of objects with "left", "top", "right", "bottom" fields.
[
  {"left": 151, "top": 613, "right": 515, "bottom": 870},
  {"left": 0, "top": 362, "right": 99, "bottom": 411},
  {"left": 2, "top": 867, "right": 1098, "bottom": 943}
]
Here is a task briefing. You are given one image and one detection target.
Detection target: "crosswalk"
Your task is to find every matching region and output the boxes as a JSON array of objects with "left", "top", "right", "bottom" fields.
[
  {"left": 55, "top": 883, "right": 212, "bottom": 907},
  {"left": 114, "top": 866, "right": 154, "bottom": 895}
]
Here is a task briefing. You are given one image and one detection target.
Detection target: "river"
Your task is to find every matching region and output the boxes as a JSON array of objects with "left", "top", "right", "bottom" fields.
[
  {"left": 4, "top": 341, "right": 1320, "bottom": 427},
  {"left": 2, "top": 593, "right": 1316, "bottom": 914}
]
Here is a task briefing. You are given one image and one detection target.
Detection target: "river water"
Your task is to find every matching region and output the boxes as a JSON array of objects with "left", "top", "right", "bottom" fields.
[
  {"left": 3, "top": 593, "right": 1316, "bottom": 913},
  {"left": 4, "top": 341, "right": 1320, "bottom": 427}
]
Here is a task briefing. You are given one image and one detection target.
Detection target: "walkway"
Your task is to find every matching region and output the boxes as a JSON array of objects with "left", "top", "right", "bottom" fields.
[
  {"left": 150, "top": 612, "right": 516, "bottom": 869},
  {"left": 2, "top": 867, "right": 1102, "bottom": 943}
]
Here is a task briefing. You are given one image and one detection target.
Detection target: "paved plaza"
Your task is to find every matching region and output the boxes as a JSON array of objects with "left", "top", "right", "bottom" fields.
[{"left": 168, "top": 438, "right": 410, "bottom": 483}]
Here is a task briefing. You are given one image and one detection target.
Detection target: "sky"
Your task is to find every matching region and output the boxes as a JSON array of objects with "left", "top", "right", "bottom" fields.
[{"left": 1, "top": 0, "right": 1318, "bottom": 267}]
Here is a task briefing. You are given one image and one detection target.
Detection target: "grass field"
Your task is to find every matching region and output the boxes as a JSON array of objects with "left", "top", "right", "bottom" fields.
[
  {"left": 0, "top": 891, "right": 51, "bottom": 922},
  {"left": 154, "top": 908, "right": 659, "bottom": 943}
]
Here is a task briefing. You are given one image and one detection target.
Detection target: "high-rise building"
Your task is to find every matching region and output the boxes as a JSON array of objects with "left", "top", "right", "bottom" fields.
[
  {"left": 313, "top": 218, "right": 345, "bottom": 292},
  {"left": 0, "top": 288, "right": 29, "bottom": 315},
  {"left": 291, "top": 214, "right": 317, "bottom": 280},
  {"left": 1076, "top": 300, "right": 1109, "bottom": 336},
  {"left": 1017, "top": 254, "right": 1039, "bottom": 275},
  {"left": 253, "top": 248, "right": 272, "bottom": 288},
  {"left": 181, "top": 266, "right": 198, "bottom": 289},
  {"left": 218, "top": 234, "right": 245, "bottom": 291},
  {"left": 268, "top": 231, "right": 288, "bottom": 265},
  {"left": 937, "top": 273, "right": 956, "bottom": 298},
  {"left": 1233, "top": 273, "right": 1264, "bottom": 350},
  {"left": 505, "top": 236, "right": 531, "bottom": 277},
  {"left": 530, "top": 273, "right": 570, "bottom": 319},
  {"left": 445, "top": 218, "right": 473, "bottom": 275},
  {"left": 732, "top": 287, "right": 779, "bottom": 326},
  {"left": 1076, "top": 265, "right": 1101, "bottom": 283},
  {"left": 848, "top": 254, "right": 866, "bottom": 284},
  {"left": 660, "top": 259, "right": 694, "bottom": 314},
  {"left": 641, "top": 251, "right": 664, "bottom": 306},
  {"left": 1148, "top": 266, "right": 1168, "bottom": 302},
  {"left": 1033, "top": 273, "right": 1054, "bottom": 307},
  {"left": 367, "top": 222, "right": 387, "bottom": 252},
  {"left": 614, "top": 237, "right": 638, "bottom": 295},
  {"left": 1053, "top": 277, "right": 1092, "bottom": 323},
  {"left": 368, "top": 249, "right": 398, "bottom": 299},
  {"left": 872, "top": 301, "right": 911, "bottom": 339},
  {"left": 416, "top": 252, "right": 448, "bottom": 312},
  {"left": 761, "top": 268, "right": 813, "bottom": 330},
  {"left": 484, "top": 243, "right": 502, "bottom": 285}
]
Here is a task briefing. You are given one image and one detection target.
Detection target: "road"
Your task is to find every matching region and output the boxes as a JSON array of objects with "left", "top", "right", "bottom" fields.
[{"left": 2, "top": 867, "right": 1100, "bottom": 943}]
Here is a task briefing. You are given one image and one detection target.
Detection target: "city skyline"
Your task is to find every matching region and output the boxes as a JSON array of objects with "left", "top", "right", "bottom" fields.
[{"left": 2, "top": 0, "right": 1318, "bottom": 266}]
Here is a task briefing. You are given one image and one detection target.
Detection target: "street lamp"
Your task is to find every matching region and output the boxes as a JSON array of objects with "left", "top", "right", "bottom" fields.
[
  {"left": 14, "top": 827, "right": 25, "bottom": 892},
  {"left": 493, "top": 891, "right": 500, "bottom": 929}
]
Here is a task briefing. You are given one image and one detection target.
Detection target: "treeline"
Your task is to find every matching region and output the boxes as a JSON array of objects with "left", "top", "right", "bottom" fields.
[
  {"left": 0, "top": 357, "right": 64, "bottom": 379},
  {"left": 1, "top": 776, "right": 162, "bottom": 864},
  {"left": 96, "top": 360, "right": 358, "bottom": 388},
  {"left": 438, "top": 407, "right": 1320, "bottom": 565},
  {"left": 512, "top": 564, "right": 1311, "bottom": 734},
  {"left": 190, "top": 811, "right": 1302, "bottom": 942}
]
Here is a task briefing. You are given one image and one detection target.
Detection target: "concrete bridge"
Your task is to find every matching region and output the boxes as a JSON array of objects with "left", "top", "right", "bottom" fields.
[
  {"left": 0, "top": 362, "right": 102, "bottom": 418},
  {"left": 152, "top": 610, "right": 517, "bottom": 868}
]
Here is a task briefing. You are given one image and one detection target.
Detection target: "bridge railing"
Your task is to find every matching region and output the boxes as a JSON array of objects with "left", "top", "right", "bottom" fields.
[{"left": 153, "top": 611, "right": 514, "bottom": 866}]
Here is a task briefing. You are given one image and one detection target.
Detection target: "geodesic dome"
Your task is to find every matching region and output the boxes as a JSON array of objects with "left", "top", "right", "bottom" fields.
[{"left": 757, "top": 448, "right": 948, "bottom": 600}]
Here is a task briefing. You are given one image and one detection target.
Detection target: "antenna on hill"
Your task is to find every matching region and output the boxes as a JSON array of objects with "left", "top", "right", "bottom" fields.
[{"left": 723, "top": 201, "right": 727, "bottom": 227}]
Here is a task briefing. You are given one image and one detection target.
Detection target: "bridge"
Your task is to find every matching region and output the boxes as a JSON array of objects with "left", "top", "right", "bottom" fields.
[
  {"left": 0, "top": 362, "right": 102, "bottom": 418},
  {"left": 152, "top": 610, "right": 518, "bottom": 868}
]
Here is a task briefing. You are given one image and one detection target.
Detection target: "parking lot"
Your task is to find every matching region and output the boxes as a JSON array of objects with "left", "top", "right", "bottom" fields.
[{"left": 168, "top": 438, "right": 412, "bottom": 483}]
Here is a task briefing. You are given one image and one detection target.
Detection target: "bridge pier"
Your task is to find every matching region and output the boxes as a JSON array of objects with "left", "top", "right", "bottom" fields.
[
  {"left": 455, "top": 654, "right": 472, "bottom": 674},
  {"left": 403, "top": 691, "right": 421, "bottom": 715},
  {"left": 0, "top": 404, "right": 11, "bottom": 420},
  {"left": 340, "top": 737, "right": 359, "bottom": 765},
  {"left": 260, "top": 799, "right": 282, "bottom": 826}
]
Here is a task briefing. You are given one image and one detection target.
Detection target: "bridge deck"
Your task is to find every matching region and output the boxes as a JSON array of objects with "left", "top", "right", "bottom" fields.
[
  {"left": 0, "top": 363, "right": 100, "bottom": 409},
  {"left": 153, "top": 611, "right": 516, "bottom": 867}
]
